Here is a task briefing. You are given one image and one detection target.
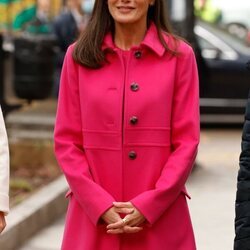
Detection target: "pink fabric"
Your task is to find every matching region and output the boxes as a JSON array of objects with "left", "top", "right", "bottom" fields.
[{"left": 54, "top": 23, "right": 200, "bottom": 250}]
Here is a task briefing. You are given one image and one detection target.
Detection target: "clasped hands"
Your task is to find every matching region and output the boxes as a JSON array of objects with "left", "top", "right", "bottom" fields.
[{"left": 102, "top": 202, "right": 145, "bottom": 234}]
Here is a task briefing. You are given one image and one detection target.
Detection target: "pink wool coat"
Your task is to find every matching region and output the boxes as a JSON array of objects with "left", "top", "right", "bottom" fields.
[{"left": 54, "top": 23, "right": 200, "bottom": 250}]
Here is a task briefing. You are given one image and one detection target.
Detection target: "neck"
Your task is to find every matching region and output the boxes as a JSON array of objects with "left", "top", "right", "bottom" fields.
[{"left": 114, "top": 20, "right": 148, "bottom": 50}]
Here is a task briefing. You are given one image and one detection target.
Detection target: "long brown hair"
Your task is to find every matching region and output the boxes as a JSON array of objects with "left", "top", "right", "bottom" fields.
[{"left": 73, "top": 0, "right": 178, "bottom": 68}]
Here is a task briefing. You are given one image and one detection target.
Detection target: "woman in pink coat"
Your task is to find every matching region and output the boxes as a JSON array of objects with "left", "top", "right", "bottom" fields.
[{"left": 54, "top": 0, "right": 200, "bottom": 248}]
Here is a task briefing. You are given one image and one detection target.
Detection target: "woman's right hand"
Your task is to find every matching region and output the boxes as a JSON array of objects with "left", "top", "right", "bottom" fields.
[
  {"left": 0, "top": 212, "right": 6, "bottom": 234},
  {"left": 101, "top": 206, "right": 134, "bottom": 225},
  {"left": 101, "top": 206, "right": 122, "bottom": 225},
  {"left": 102, "top": 206, "right": 142, "bottom": 234}
]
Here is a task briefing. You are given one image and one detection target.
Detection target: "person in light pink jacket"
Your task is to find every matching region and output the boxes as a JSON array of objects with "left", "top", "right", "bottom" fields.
[
  {"left": 54, "top": 0, "right": 200, "bottom": 248},
  {"left": 0, "top": 107, "right": 9, "bottom": 233}
]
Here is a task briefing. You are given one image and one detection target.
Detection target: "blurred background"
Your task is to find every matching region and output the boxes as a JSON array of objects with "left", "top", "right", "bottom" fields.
[{"left": 0, "top": 0, "right": 249, "bottom": 249}]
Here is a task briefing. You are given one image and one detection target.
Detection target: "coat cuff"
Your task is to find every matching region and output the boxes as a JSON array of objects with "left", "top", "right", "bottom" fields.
[
  {"left": 65, "top": 189, "right": 115, "bottom": 226},
  {"left": 0, "top": 193, "right": 9, "bottom": 215},
  {"left": 91, "top": 198, "right": 115, "bottom": 226},
  {"left": 130, "top": 194, "right": 157, "bottom": 225}
]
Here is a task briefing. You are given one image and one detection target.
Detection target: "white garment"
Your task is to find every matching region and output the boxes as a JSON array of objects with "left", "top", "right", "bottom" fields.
[{"left": 0, "top": 107, "right": 9, "bottom": 215}]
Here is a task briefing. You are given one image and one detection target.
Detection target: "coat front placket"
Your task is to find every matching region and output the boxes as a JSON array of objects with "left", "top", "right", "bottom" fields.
[
  {"left": 113, "top": 48, "right": 144, "bottom": 203},
  {"left": 109, "top": 48, "right": 130, "bottom": 203}
]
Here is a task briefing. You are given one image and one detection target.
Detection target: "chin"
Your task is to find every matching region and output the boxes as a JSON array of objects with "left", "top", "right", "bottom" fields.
[{"left": 114, "top": 17, "right": 139, "bottom": 24}]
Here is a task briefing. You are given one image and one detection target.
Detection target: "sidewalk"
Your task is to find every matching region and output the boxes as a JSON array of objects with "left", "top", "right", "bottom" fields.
[
  {"left": 19, "top": 217, "right": 65, "bottom": 250},
  {"left": 0, "top": 99, "right": 67, "bottom": 250},
  {"left": 5, "top": 99, "right": 57, "bottom": 141},
  {"left": 17, "top": 129, "right": 241, "bottom": 250}
]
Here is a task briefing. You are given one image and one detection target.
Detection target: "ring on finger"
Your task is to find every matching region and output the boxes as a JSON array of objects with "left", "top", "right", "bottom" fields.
[{"left": 122, "top": 218, "right": 128, "bottom": 224}]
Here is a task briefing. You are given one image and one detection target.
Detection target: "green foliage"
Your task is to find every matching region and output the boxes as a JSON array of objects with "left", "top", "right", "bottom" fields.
[{"left": 10, "top": 178, "right": 33, "bottom": 192}]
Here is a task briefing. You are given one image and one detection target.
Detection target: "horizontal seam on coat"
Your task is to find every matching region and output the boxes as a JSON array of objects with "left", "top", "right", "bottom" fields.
[
  {"left": 83, "top": 145, "right": 121, "bottom": 150},
  {"left": 125, "top": 127, "right": 171, "bottom": 131},
  {"left": 124, "top": 143, "right": 171, "bottom": 147},
  {"left": 82, "top": 129, "right": 120, "bottom": 134}
]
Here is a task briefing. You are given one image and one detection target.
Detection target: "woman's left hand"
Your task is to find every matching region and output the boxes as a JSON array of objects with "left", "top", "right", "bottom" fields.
[{"left": 106, "top": 202, "right": 146, "bottom": 234}]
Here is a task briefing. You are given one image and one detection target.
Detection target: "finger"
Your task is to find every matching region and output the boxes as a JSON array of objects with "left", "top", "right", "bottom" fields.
[
  {"left": 113, "top": 202, "right": 133, "bottom": 208},
  {"left": 101, "top": 207, "right": 122, "bottom": 225},
  {"left": 107, "top": 219, "right": 125, "bottom": 230},
  {"left": 123, "top": 226, "right": 143, "bottom": 234},
  {"left": 114, "top": 207, "right": 134, "bottom": 214},
  {"left": 107, "top": 228, "right": 124, "bottom": 234},
  {"left": 123, "top": 209, "right": 146, "bottom": 226},
  {"left": 127, "top": 219, "right": 145, "bottom": 227},
  {"left": 124, "top": 215, "right": 146, "bottom": 228}
]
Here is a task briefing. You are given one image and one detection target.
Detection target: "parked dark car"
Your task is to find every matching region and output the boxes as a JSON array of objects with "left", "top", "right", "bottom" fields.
[{"left": 195, "top": 21, "right": 250, "bottom": 123}]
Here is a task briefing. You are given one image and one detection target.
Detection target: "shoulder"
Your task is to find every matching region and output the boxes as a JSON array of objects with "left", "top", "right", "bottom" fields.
[
  {"left": 63, "top": 43, "right": 78, "bottom": 69},
  {"left": 67, "top": 43, "right": 76, "bottom": 54},
  {"left": 177, "top": 39, "right": 195, "bottom": 59},
  {"left": 176, "top": 39, "right": 194, "bottom": 56},
  {"left": 171, "top": 37, "right": 196, "bottom": 66},
  {"left": 162, "top": 35, "right": 198, "bottom": 77},
  {"left": 162, "top": 31, "right": 194, "bottom": 58}
]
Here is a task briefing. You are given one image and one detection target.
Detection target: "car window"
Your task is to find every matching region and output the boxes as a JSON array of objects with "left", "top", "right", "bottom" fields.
[
  {"left": 195, "top": 24, "right": 239, "bottom": 60},
  {"left": 196, "top": 35, "right": 223, "bottom": 59},
  {"left": 197, "top": 36, "right": 218, "bottom": 50}
]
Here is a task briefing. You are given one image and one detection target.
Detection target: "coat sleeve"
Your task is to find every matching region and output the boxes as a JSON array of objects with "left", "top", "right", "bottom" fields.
[
  {"left": 130, "top": 45, "right": 200, "bottom": 225},
  {"left": 234, "top": 90, "right": 250, "bottom": 250},
  {"left": 54, "top": 45, "right": 116, "bottom": 226},
  {"left": 0, "top": 107, "right": 9, "bottom": 215}
]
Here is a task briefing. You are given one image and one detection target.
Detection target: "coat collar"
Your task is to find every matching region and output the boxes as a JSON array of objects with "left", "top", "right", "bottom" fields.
[{"left": 102, "top": 22, "right": 167, "bottom": 57}]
